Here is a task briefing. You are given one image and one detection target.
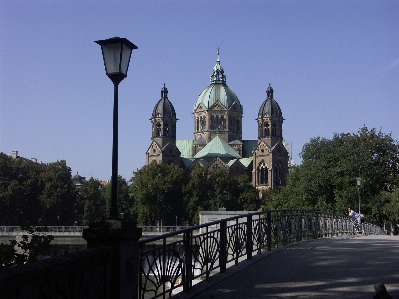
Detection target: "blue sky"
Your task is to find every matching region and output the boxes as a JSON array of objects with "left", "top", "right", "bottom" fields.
[{"left": 1, "top": 0, "right": 398, "bottom": 181}]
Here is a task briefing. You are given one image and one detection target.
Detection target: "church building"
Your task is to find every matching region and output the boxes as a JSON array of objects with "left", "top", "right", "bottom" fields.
[{"left": 146, "top": 51, "right": 290, "bottom": 191}]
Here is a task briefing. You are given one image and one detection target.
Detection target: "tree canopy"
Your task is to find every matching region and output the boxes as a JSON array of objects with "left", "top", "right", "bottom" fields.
[
  {"left": 130, "top": 162, "right": 260, "bottom": 226},
  {"left": 270, "top": 127, "right": 399, "bottom": 226},
  {"left": 0, "top": 154, "right": 79, "bottom": 226}
]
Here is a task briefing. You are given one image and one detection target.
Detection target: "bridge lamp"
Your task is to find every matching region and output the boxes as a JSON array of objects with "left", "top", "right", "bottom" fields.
[
  {"left": 356, "top": 177, "right": 362, "bottom": 215},
  {"left": 95, "top": 37, "right": 138, "bottom": 219}
]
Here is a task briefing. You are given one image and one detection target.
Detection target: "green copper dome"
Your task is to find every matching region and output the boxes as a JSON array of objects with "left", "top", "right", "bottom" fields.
[{"left": 193, "top": 52, "right": 242, "bottom": 112}]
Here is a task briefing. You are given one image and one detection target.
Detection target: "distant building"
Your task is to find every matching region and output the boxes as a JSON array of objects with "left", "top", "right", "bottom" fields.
[
  {"left": 9, "top": 150, "right": 48, "bottom": 168},
  {"left": 146, "top": 51, "right": 292, "bottom": 191},
  {"left": 72, "top": 172, "right": 87, "bottom": 189}
]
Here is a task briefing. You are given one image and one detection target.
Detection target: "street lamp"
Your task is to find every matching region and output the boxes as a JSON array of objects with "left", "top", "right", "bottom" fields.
[
  {"left": 356, "top": 177, "right": 362, "bottom": 215},
  {"left": 95, "top": 37, "right": 138, "bottom": 219}
]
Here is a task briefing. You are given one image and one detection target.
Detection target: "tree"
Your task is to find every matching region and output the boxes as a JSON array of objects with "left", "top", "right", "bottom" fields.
[
  {"left": 274, "top": 127, "right": 399, "bottom": 226},
  {"left": 0, "top": 224, "right": 54, "bottom": 269},
  {"left": 78, "top": 178, "right": 106, "bottom": 224},
  {"left": 378, "top": 187, "right": 399, "bottom": 234},
  {"left": 234, "top": 174, "right": 260, "bottom": 211},
  {"left": 102, "top": 176, "right": 132, "bottom": 220},
  {"left": 130, "top": 162, "right": 186, "bottom": 226},
  {"left": 183, "top": 164, "right": 212, "bottom": 224},
  {"left": 39, "top": 160, "right": 77, "bottom": 225},
  {"left": 0, "top": 153, "right": 44, "bottom": 225}
]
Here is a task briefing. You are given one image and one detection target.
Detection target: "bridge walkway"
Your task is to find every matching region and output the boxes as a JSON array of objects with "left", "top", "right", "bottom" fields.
[{"left": 174, "top": 235, "right": 399, "bottom": 299}]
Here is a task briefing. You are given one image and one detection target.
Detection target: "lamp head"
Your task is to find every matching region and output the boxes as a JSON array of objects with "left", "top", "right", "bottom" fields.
[
  {"left": 95, "top": 37, "right": 138, "bottom": 84},
  {"left": 356, "top": 177, "right": 362, "bottom": 187}
]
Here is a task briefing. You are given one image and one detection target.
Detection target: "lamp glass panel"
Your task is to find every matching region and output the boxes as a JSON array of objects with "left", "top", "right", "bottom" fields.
[
  {"left": 120, "top": 44, "right": 133, "bottom": 75},
  {"left": 102, "top": 43, "right": 122, "bottom": 75}
]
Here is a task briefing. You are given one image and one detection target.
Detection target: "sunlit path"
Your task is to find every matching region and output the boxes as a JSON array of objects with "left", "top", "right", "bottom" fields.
[{"left": 175, "top": 235, "right": 399, "bottom": 299}]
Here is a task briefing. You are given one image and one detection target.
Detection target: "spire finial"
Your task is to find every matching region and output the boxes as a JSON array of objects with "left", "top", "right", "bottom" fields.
[
  {"left": 161, "top": 83, "right": 168, "bottom": 99},
  {"left": 266, "top": 83, "right": 274, "bottom": 99},
  {"left": 210, "top": 47, "right": 226, "bottom": 84}
]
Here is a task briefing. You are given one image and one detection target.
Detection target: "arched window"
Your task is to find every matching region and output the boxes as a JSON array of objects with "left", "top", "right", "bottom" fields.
[
  {"left": 163, "top": 124, "right": 169, "bottom": 136},
  {"left": 156, "top": 123, "right": 162, "bottom": 137},
  {"left": 274, "top": 162, "right": 282, "bottom": 185},
  {"left": 272, "top": 123, "right": 277, "bottom": 136},
  {"left": 264, "top": 123, "right": 270, "bottom": 137},
  {"left": 258, "top": 162, "right": 268, "bottom": 185},
  {"left": 196, "top": 118, "right": 199, "bottom": 132}
]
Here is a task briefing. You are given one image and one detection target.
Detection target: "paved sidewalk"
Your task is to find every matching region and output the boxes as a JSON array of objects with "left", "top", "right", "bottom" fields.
[{"left": 174, "top": 235, "right": 399, "bottom": 299}]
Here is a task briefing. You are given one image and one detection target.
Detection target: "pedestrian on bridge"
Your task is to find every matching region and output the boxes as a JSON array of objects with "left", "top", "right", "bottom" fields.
[{"left": 348, "top": 207, "right": 362, "bottom": 234}]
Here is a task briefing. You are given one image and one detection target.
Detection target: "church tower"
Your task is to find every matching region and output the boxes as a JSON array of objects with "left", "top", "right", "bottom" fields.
[
  {"left": 192, "top": 49, "right": 243, "bottom": 156},
  {"left": 252, "top": 84, "right": 289, "bottom": 190},
  {"left": 146, "top": 85, "right": 181, "bottom": 165}
]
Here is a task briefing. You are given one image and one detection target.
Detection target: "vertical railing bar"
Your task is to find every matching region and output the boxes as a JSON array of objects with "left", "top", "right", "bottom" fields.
[
  {"left": 183, "top": 229, "right": 191, "bottom": 292},
  {"left": 139, "top": 243, "right": 143, "bottom": 299},
  {"left": 205, "top": 225, "right": 209, "bottom": 281},
  {"left": 282, "top": 210, "right": 287, "bottom": 246},
  {"left": 162, "top": 237, "right": 166, "bottom": 299},
  {"left": 235, "top": 218, "right": 239, "bottom": 265},
  {"left": 246, "top": 214, "right": 252, "bottom": 260},
  {"left": 220, "top": 220, "right": 227, "bottom": 273},
  {"left": 266, "top": 211, "right": 271, "bottom": 251}
]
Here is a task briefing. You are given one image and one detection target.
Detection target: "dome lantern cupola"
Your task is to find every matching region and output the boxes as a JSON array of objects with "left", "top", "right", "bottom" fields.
[
  {"left": 152, "top": 84, "right": 176, "bottom": 119},
  {"left": 192, "top": 48, "right": 244, "bottom": 152},
  {"left": 258, "top": 84, "right": 282, "bottom": 119},
  {"left": 257, "top": 84, "right": 284, "bottom": 144},
  {"left": 150, "top": 84, "right": 177, "bottom": 144},
  {"left": 210, "top": 47, "right": 226, "bottom": 84}
]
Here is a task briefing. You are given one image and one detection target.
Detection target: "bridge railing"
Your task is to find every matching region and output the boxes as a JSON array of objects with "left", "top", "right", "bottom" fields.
[
  {"left": 138, "top": 209, "right": 385, "bottom": 299},
  {"left": 0, "top": 226, "right": 88, "bottom": 235},
  {"left": 0, "top": 226, "right": 189, "bottom": 236}
]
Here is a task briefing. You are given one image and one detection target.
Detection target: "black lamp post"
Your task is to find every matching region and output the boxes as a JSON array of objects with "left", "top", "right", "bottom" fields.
[
  {"left": 95, "top": 37, "right": 137, "bottom": 219},
  {"left": 356, "top": 177, "right": 362, "bottom": 215}
]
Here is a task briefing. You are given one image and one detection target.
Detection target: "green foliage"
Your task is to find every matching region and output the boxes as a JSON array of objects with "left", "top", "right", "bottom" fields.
[
  {"left": 130, "top": 162, "right": 187, "bottom": 226},
  {"left": 234, "top": 174, "right": 260, "bottom": 211},
  {"left": 0, "top": 153, "right": 44, "bottom": 225},
  {"left": 272, "top": 127, "right": 399, "bottom": 226},
  {"left": 130, "top": 162, "right": 261, "bottom": 225},
  {"left": 183, "top": 164, "right": 212, "bottom": 224},
  {"left": 39, "top": 161, "right": 78, "bottom": 225},
  {"left": 0, "top": 224, "right": 54, "bottom": 269},
  {"left": 78, "top": 178, "right": 106, "bottom": 224},
  {"left": 0, "top": 153, "right": 78, "bottom": 226},
  {"left": 102, "top": 176, "right": 133, "bottom": 220}
]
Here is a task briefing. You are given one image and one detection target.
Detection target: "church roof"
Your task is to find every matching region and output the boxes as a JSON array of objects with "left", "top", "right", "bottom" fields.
[
  {"left": 239, "top": 157, "right": 253, "bottom": 168},
  {"left": 152, "top": 84, "right": 177, "bottom": 119},
  {"left": 242, "top": 140, "right": 259, "bottom": 158},
  {"left": 194, "top": 135, "right": 242, "bottom": 159},
  {"left": 193, "top": 51, "right": 242, "bottom": 112},
  {"left": 258, "top": 84, "right": 282, "bottom": 118},
  {"left": 176, "top": 140, "right": 193, "bottom": 158}
]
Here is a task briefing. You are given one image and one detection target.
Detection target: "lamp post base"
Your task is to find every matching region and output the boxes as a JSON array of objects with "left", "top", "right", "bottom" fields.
[{"left": 83, "top": 220, "right": 142, "bottom": 299}]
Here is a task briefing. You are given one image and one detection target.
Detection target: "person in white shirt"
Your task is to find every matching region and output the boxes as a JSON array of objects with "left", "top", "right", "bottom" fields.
[{"left": 348, "top": 207, "right": 362, "bottom": 234}]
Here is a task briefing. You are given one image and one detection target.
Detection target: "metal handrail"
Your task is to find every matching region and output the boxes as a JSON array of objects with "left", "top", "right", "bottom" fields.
[{"left": 137, "top": 209, "right": 385, "bottom": 299}]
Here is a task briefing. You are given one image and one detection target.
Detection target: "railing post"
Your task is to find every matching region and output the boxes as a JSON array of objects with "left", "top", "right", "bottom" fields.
[
  {"left": 295, "top": 214, "right": 300, "bottom": 243},
  {"left": 220, "top": 220, "right": 227, "bottom": 273},
  {"left": 282, "top": 210, "right": 287, "bottom": 246},
  {"left": 314, "top": 214, "right": 319, "bottom": 239},
  {"left": 266, "top": 211, "right": 272, "bottom": 251},
  {"left": 183, "top": 230, "right": 192, "bottom": 292},
  {"left": 246, "top": 214, "right": 252, "bottom": 260}
]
